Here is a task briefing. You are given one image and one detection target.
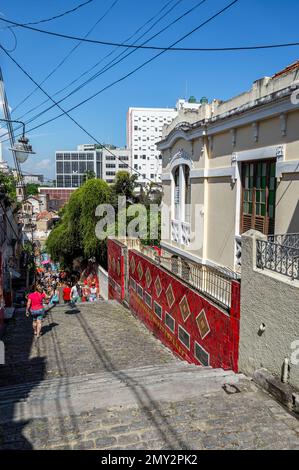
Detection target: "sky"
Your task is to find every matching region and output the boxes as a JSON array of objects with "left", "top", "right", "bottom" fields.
[{"left": 1, "top": 0, "right": 299, "bottom": 179}]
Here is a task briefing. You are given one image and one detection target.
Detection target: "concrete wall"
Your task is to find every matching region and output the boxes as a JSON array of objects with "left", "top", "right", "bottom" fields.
[
  {"left": 239, "top": 230, "right": 299, "bottom": 389},
  {"left": 98, "top": 265, "right": 108, "bottom": 300}
]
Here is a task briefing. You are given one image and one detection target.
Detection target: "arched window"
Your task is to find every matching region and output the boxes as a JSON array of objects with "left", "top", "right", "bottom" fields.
[{"left": 172, "top": 164, "right": 191, "bottom": 223}]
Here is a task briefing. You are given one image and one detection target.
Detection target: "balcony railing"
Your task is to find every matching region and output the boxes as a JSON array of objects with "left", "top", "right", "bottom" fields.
[
  {"left": 256, "top": 234, "right": 299, "bottom": 280},
  {"left": 158, "top": 255, "right": 236, "bottom": 311},
  {"left": 268, "top": 233, "right": 299, "bottom": 249},
  {"left": 171, "top": 219, "right": 191, "bottom": 246}
]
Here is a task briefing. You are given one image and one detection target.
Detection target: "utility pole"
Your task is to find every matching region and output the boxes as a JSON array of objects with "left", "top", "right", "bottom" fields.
[{"left": 0, "top": 67, "right": 26, "bottom": 200}]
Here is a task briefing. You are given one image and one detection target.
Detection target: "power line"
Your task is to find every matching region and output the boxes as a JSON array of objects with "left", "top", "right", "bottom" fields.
[
  {"left": 1, "top": 0, "right": 94, "bottom": 29},
  {"left": 15, "top": 0, "right": 181, "bottom": 121},
  {"left": 3, "top": 0, "right": 240, "bottom": 143},
  {"left": 0, "top": 43, "right": 155, "bottom": 184},
  {"left": 0, "top": 0, "right": 239, "bottom": 185},
  {"left": 16, "top": 0, "right": 204, "bottom": 129},
  {"left": 0, "top": 66, "right": 26, "bottom": 200},
  {"left": 11, "top": 0, "right": 120, "bottom": 114},
  {"left": 3, "top": 7, "right": 299, "bottom": 52},
  {"left": 0, "top": 25, "right": 18, "bottom": 52}
]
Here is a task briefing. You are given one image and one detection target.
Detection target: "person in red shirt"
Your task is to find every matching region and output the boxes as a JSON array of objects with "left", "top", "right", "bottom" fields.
[
  {"left": 26, "top": 284, "right": 49, "bottom": 338},
  {"left": 62, "top": 282, "right": 72, "bottom": 304}
]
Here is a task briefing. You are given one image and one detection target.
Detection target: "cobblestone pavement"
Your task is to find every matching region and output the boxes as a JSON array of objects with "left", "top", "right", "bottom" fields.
[
  {"left": 0, "top": 301, "right": 299, "bottom": 450},
  {"left": 0, "top": 301, "right": 175, "bottom": 386}
]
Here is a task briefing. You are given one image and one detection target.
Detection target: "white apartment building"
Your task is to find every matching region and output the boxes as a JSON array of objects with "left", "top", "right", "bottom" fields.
[
  {"left": 101, "top": 147, "right": 131, "bottom": 183},
  {"left": 126, "top": 106, "right": 178, "bottom": 184}
]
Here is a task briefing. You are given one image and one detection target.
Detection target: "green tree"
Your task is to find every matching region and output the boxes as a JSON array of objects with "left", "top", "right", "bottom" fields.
[
  {"left": 0, "top": 171, "right": 17, "bottom": 204},
  {"left": 25, "top": 183, "right": 40, "bottom": 195},
  {"left": 83, "top": 170, "right": 96, "bottom": 183},
  {"left": 111, "top": 171, "right": 138, "bottom": 207},
  {"left": 46, "top": 178, "right": 111, "bottom": 268}
]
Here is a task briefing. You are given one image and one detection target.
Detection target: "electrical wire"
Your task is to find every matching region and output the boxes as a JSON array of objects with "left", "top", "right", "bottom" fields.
[
  {"left": 3, "top": 0, "right": 240, "bottom": 142},
  {"left": 16, "top": 0, "right": 205, "bottom": 129},
  {"left": 2, "top": 8, "right": 299, "bottom": 52},
  {"left": 1, "top": 0, "right": 94, "bottom": 29},
  {"left": 0, "top": 41, "right": 155, "bottom": 184},
  {"left": 11, "top": 0, "right": 120, "bottom": 114},
  {"left": 2, "top": 12, "right": 299, "bottom": 53},
  {"left": 0, "top": 0, "right": 239, "bottom": 185},
  {"left": 0, "top": 26, "right": 18, "bottom": 52},
  {"left": 15, "top": 0, "right": 181, "bottom": 121}
]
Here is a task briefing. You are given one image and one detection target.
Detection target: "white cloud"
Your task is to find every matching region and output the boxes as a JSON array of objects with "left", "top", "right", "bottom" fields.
[{"left": 35, "top": 158, "right": 52, "bottom": 170}]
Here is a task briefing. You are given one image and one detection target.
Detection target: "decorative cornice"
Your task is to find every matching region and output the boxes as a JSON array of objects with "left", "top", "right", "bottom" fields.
[
  {"left": 276, "top": 159, "right": 299, "bottom": 180},
  {"left": 233, "top": 144, "right": 285, "bottom": 162},
  {"left": 168, "top": 148, "right": 193, "bottom": 171},
  {"left": 190, "top": 167, "right": 236, "bottom": 180},
  {"left": 158, "top": 93, "right": 299, "bottom": 151}
]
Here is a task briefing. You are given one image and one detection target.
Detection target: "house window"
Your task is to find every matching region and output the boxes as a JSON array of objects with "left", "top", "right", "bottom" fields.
[
  {"left": 241, "top": 160, "right": 276, "bottom": 235},
  {"left": 173, "top": 164, "right": 191, "bottom": 222}
]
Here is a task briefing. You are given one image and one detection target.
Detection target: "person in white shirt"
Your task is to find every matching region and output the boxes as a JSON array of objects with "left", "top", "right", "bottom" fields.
[
  {"left": 70, "top": 282, "right": 81, "bottom": 307},
  {"left": 89, "top": 282, "right": 98, "bottom": 302}
]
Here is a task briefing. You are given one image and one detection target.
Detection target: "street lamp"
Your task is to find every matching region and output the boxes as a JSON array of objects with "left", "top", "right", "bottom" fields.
[{"left": 0, "top": 119, "right": 35, "bottom": 163}]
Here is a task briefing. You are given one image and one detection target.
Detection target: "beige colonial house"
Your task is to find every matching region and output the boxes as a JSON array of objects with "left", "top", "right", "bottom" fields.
[{"left": 158, "top": 61, "right": 299, "bottom": 273}]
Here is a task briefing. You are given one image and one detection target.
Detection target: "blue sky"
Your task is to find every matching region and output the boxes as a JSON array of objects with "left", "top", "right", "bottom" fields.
[{"left": 1, "top": 0, "right": 299, "bottom": 178}]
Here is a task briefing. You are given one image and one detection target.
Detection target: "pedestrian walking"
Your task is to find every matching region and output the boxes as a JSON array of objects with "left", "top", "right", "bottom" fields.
[
  {"left": 70, "top": 281, "right": 80, "bottom": 307},
  {"left": 82, "top": 284, "right": 90, "bottom": 302},
  {"left": 49, "top": 286, "right": 60, "bottom": 306},
  {"left": 89, "top": 282, "right": 99, "bottom": 302},
  {"left": 26, "top": 284, "right": 49, "bottom": 338},
  {"left": 63, "top": 282, "right": 72, "bottom": 304}
]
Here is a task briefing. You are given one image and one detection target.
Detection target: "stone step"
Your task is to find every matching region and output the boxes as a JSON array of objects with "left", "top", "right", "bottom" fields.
[
  {"left": 0, "top": 368, "right": 236, "bottom": 404},
  {"left": 0, "top": 364, "right": 243, "bottom": 423},
  {"left": 0, "top": 361, "right": 192, "bottom": 394},
  {"left": 0, "top": 363, "right": 227, "bottom": 400},
  {"left": 0, "top": 361, "right": 200, "bottom": 394}
]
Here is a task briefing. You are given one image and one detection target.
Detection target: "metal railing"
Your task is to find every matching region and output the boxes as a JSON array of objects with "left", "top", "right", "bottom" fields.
[
  {"left": 157, "top": 255, "right": 234, "bottom": 311},
  {"left": 256, "top": 237, "right": 299, "bottom": 280},
  {"left": 116, "top": 236, "right": 237, "bottom": 310},
  {"left": 268, "top": 233, "right": 299, "bottom": 249}
]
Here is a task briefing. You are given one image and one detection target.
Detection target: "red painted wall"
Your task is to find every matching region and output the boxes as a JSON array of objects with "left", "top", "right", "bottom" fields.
[
  {"left": 128, "top": 250, "right": 240, "bottom": 372},
  {"left": 107, "top": 239, "right": 125, "bottom": 301}
]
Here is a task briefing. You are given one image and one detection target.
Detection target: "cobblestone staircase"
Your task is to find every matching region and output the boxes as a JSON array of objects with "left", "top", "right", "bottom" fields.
[{"left": 1, "top": 300, "right": 298, "bottom": 450}]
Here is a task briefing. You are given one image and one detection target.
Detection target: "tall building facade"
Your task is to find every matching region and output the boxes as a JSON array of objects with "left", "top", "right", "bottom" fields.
[
  {"left": 126, "top": 107, "right": 178, "bottom": 184},
  {"left": 55, "top": 148, "right": 102, "bottom": 188},
  {"left": 55, "top": 145, "right": 131, "bottom": 188}
]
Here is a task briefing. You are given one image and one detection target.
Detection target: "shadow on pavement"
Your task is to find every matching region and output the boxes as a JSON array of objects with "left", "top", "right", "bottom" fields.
[
  {"left": 41, "top": 322, "right": 59, "bottom": 335},
  {"left": 64, "top": 308, "right": 81, "bottom": 315},
  {"left": 0, "top": 311, "right": 46, "bottom": 449}
]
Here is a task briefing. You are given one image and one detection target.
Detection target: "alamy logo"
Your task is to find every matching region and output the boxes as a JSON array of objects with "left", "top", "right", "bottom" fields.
[
  {"left": 291, "top": 80, "right": 299, "bottom": 105},
  {"left": 0, "top": 340, "right": 4, "bottom": 365}
]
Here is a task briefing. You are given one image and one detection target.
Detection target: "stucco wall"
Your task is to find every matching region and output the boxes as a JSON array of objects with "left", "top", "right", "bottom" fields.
[
  {"left": 275, "top": 174, "right": 299, "bottom": 234},
  {"left": 239, "top": 230, "right": 299, "bottom": 389},
  {"left": 206, "top": 177, "right": 236, "bottom": 269}
]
